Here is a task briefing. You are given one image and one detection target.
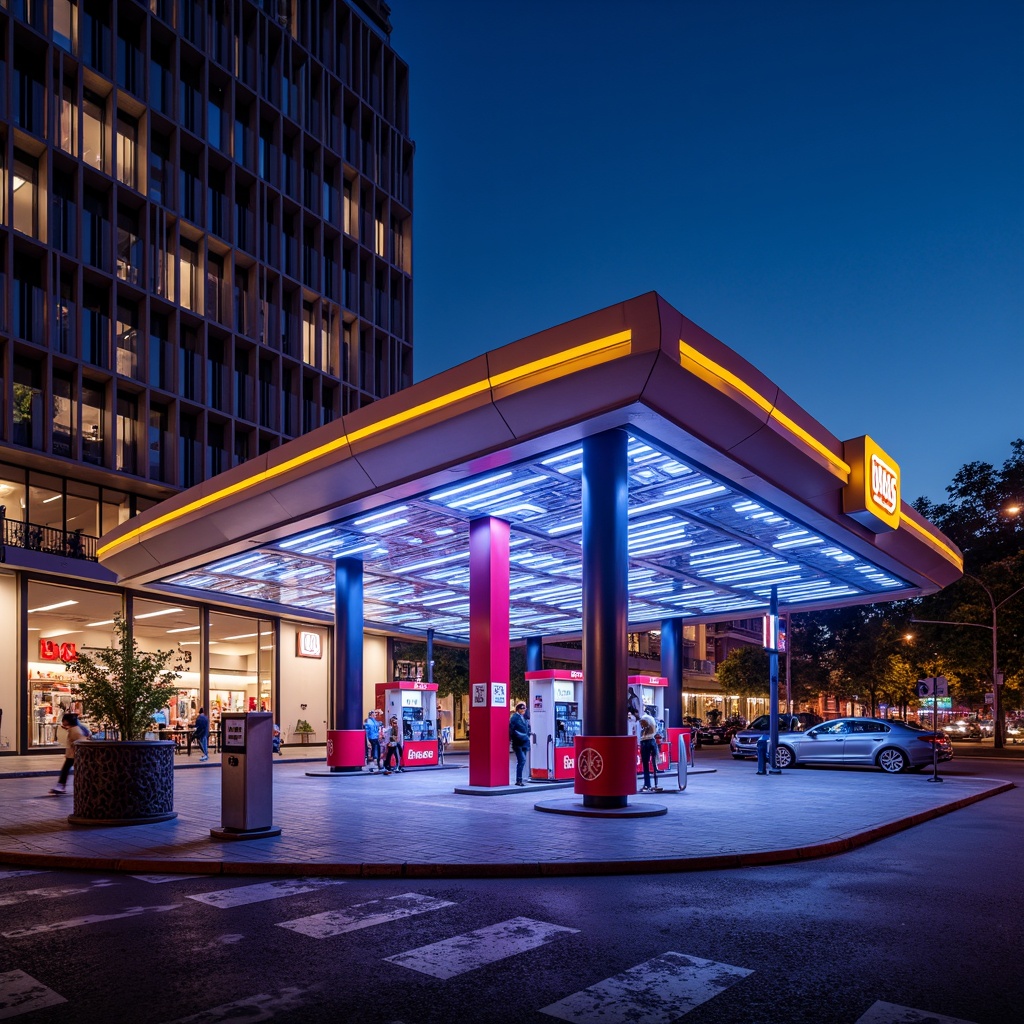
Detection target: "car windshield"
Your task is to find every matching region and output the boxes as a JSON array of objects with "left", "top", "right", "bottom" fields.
[{"left": 747, "top": 715, "right": 801, "bottom": 732}]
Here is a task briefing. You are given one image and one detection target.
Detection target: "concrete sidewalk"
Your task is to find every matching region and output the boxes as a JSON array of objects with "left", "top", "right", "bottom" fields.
[{"left": 0, "top": 747, "right": 1013, "bottom": 878}]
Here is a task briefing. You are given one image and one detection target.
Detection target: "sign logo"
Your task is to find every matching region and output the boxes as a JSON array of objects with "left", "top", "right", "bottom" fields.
[
  {"left": 842, "top": 435, "right": 901, "bottom": 532},
  {"left": 562, "top": 754, "right": 576, "bottom": 771},
  {"left": 491, "top": 683, "right": 507, "bottom": 708},
  {"left": 471, "top": 683, "right": 488, "bottom": 707},
  {"left": 40, "top": 640, "right": 77, "bottom": 662},
  {"left": 406, "top": 748, "right": 435, "bottom": 761},
  {"left": 870, "top": 453, "right": 898, "bottom": 515},
  {"left": 577, "top": 747, "right": 604, "bottom": 781},
  {"left": 296, "top": 631, "right": 322, "bottom": 659}
]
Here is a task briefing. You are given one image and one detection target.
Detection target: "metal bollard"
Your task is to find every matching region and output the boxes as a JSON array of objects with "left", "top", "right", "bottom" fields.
[{"left": 756, "top": 734, "right": 768, "bottom": 775}]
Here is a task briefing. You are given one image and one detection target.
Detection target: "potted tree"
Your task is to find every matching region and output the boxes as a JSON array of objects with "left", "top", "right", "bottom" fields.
[{"left": 64, "top": 614, "right": 181, "bottom": 825}]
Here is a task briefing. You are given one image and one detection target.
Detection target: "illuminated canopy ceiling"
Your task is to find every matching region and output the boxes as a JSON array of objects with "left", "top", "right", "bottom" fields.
[{"left": 99, "top": 294, "right": 962, "bottom": 641}]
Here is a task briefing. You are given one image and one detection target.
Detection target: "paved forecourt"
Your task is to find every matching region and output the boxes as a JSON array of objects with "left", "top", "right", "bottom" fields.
[{"left": 0, "top": 749, "right": 1012, "bottom": 878}]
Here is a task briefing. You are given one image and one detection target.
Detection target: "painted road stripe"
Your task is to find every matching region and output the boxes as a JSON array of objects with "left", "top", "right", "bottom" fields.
[
  {"left": 540, "top": 951, "right": 752, "bottom": 1023},
  {"left": 0, "top": 970, "right": 66, "bottom": 1020},
  {"left": 2, "top": 904, "right": 180, "bottom": 939},
  {"left": 189, "top": 878, "right": 344, "bottom": 909},
  {"left": 0, "top": 872, "right": 47, "bottom": 882},
  {"left": 386, "top": 916, "right": 580, "bottom": 979},
  {"left": 158, "top": 985, "right": 311, "bottom": 1023},
  {"left": 0, "top": 880, "right": 116, "bottom": 907},
  {"left": 133, "top": 874, "right": 193, "bottom": 884},
  {"left": 855, "top": 1001, "right": 978, "bottom": 1024},
  {"left": 277, "top": 892, "right": 454, "bottom": 938}
]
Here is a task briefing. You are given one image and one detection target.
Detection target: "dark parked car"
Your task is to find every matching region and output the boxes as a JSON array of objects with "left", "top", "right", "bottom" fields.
[
  {"left": 730, "top": 712, "right": 823, "bottom": 759},
  {"left": 773, "top": 717, "right": 953, "bottom": 773},
  {"left": 942, "top": 719, "right": 982, "bottom": 741}
]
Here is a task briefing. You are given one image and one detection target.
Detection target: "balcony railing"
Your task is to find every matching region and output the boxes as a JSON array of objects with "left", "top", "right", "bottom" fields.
[{"left": 1, "top": 519, "right": 99, "bottom": 562}]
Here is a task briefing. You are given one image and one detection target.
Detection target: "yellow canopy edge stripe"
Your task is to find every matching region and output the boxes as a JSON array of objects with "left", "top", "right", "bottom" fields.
[
  {"left": 678, "top": 340, "right": 851, "bottom": 476},
  {"left": 898, "top": 511, "right": 964, "bottom": 571},
  {"left": 98, "top": 331, "right": 633, "bottom": 558}
]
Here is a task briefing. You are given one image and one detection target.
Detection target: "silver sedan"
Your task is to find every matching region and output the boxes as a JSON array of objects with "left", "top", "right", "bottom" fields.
[{"left": 773, "top": 717, "right": 953, "bottom": 773}]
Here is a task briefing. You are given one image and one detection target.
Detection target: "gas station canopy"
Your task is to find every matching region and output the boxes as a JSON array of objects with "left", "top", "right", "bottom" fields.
[{"left": 98, "top": 294, "right": 962, "bottom": 639}]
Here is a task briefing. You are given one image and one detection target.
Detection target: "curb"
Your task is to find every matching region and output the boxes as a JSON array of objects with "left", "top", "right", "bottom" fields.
[{"left": 0, "top": 780, "right": 1012, "bottom": 880}]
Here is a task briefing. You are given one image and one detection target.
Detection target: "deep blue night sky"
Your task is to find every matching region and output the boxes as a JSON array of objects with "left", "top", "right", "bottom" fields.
[{"left": 390, "top": 0, "right": 1023, "bottom": 504}]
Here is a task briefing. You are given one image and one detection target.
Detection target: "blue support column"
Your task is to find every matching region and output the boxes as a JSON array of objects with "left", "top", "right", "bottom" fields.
[
  {"left": 334, "top": 557, "right": 364, "bottom": 733},
  {"left": 526, "top": 635, "right": 543, "bottom": 673},
  {"left": 582, "top": 429, "right": 630, "bottom": 808},
  {"left": 661, "top": 617, "right": 683, "bottom": 733}
]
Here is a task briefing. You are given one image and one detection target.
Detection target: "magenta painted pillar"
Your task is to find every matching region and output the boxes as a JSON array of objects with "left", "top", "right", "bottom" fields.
[{"left": 468, "top": 517, "right": 511, "bottom": 787}]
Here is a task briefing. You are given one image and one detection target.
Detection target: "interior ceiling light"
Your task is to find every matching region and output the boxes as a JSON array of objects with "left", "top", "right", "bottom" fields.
[{"left": 28, "top": 600, "right": 78, "bottom": 614}]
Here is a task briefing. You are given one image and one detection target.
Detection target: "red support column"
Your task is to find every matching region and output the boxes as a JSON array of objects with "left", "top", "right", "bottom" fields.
[{"left": 468, "top": 517, "right": 511, "bottom": 787}]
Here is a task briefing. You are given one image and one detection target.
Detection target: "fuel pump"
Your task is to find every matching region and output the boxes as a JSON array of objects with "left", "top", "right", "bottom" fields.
[
  {"left": 374, "top": 681, "right": 439, "bottom": 767},
  {"left": 525, "top": 669, "right": 583, "bottom": 780},
  {"left": 626, "top": 674, "right": 670, "bottom": 775}
]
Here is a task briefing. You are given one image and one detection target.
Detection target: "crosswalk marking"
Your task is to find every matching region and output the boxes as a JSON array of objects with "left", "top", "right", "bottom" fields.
[
  {"left": 277, "top": 892, "right": 454, "bottom": 938},
  {"left": 386, "top": 916, "right": 580, "bottom": 979},
  {"left": 157, "top": 985, "right": 312, "bottom": 1023},
  {"left": 0, "top": 970, "right": 66, "bottom": 1020},
  {"left": 540, "top": 951, "right": 752, "bottom": 1023},
  {"left": 855, "top": 1000, "right": 978, "bottom": 1024},
  {"left": 0, "top": 879, "right": 116, "bottom": 908},
  {"left": 0, "top": 872, "right": 47, "bottom": 882},
  {"left": 133, "top": 874, "right": 193, "bottom": 884},
  {"left": 188, "top": 878, "right": 344, "bottom": 909},
  {"left": 2, "top": 904, "right": 180, "bottom": 939}
]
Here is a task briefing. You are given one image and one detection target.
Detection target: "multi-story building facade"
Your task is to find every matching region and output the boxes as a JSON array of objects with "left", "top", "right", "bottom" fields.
[{"left": 0, "top": 0, "right": 412, "bottom": 754}]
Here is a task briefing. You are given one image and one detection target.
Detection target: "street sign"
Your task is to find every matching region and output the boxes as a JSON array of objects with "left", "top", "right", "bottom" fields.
[{"left": 916, "top": 676, "right": 949, "bottom": 698}]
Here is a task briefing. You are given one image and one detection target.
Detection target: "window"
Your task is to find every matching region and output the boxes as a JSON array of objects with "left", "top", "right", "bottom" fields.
[
  {"left": 148, "top": 402, "right": 170, "bottom": 482},
  {"left": 179, "top": 413, "right": 200, "bottom": 488},
  {"left": 81, "top": 0, "right": 111, "bottom": 75},
  {"left": 83, "top": 189, "right": 110, "bottom": 271},
  {"left": 180, "top": 151, "right": 200, "bottom": 223},
  {"left": 53, "top": 0, "right": 78, "bottom": 53},
  {"left": 116, "top": 206, "right": 141, "bottom": 284},
  {"left": 12, "top": 152, "right": 39, "bottom": 238},
  {"left": 150, "top": 133, "right": 170, "bottom": 207},
  {"left": 82, "top": 90, "right": 106, "bottom": 172},
  {"left": 116, "top": 20, "right": 142, "bottom": 95},
  {"left": 116, "top": 394, "right": 139, "bottom": 474},
  {"left": 234, "top": 267, "right": 252, "bottom": 337},
  {"left": 179, "top": 240, "right": 198, "bottom": 312},
  {"left": 14, "top": 54, "right": 44, "bottom": 135},
  {"left": 208, "top": 421, "right": 227, "bottom": 476},
  {"left": 13, "top": 255, "right": 44, "bottom": 345},
  {"left": 234, "top": 349, "right": 252, "bottom": 420},
  {"left": 208, "top": 167, "right": 227, "bottom": 239},
  {"left": 149, "top": 313, "right": 171, "bottom": 391},
  {"left": 81, "top": 381, "right": 105, "bottom": 465},
  {"left": 180, "top": 67, "right": 202, "bottom": 135},
  {"left": 116, "top": 114, "right": 138, "bottom": 189},
  {"left": 52, "top": 372, "right": 75, "bottom": 458},
  {"left": 82, "top": 286, "right": 110, "bottom": 368},
  {"left": 206, "top": 253, "right": 225, "bottom": 324},
  {"left": 53, "top": 170, "right": 76, "bottom": 254},
  {"left": 207, "top": 337, "right": 227, "bottom": 411},
  {"left": 13, "top": 359, "right": 44, "bottom": 450},
  {"left": 58, "top": 77, "right": 78, "bottom": 156},
  {"left": 302, "top": 303, "right": 318, "bottom": 366},
  {"left": 179, "top": 328, "right": 202, "bottom": 402},
  {"left": 150, "top": 53, "right": 172, "bottom": 117},
  {"left": 116, "top": 302, "right": 140, "bottom": 379},
  {"left": 234, "top": 184, "right": 253, "bottom": 252},
  {"left": 54, "top": 276, "right": 76, "bottom": 356}
]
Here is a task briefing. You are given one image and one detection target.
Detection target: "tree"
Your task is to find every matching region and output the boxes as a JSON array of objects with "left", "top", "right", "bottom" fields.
[
  {"left": 66, "top": 615, "right": 180, "bottom": 741},
  {"left": 716, "top": 645, "right": 770, "bottom": 698}
]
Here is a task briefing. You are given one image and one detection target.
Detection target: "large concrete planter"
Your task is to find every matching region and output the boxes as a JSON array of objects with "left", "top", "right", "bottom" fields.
[{"left": 69, "top": 740, "right": 177, "bottom": 826}]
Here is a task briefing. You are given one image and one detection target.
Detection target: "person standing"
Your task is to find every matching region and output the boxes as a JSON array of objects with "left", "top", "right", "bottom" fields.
[
  {"left": 193, "top": 706, "right": 210, "bottom": 761},
  {"left": 389, "top": 715, "right": 405, "bottom": 772},
  {"left": 50, "top": 713, "right": 89, "bottom": 794},
  {"left": 509, "top": 702, "right": 530, "bottom": 786},
  {"left": 364, "top": 709, "right": 381, "bottom": 772},
  {"left": 379, "top": 715, "right": 393, "bottom": 774},
  {"left": 639, "top": 711, "right": 662, "bottom": 793}
]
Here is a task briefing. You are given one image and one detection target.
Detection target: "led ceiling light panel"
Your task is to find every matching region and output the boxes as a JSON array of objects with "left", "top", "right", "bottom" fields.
[{"left": 158, "top": 434, "right": 909, "bottom": 641}]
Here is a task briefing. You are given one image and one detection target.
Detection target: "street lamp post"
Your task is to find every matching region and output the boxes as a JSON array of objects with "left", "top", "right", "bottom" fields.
[{"left": 912, "top": 576, "right": 1024, "bottom": 750}]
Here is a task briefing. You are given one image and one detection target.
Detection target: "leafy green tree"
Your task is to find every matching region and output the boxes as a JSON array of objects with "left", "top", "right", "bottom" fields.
[
  {"left": 716, "top": 645, "right": 770, "bottom": 698},
  {"left": 66, "top": 615, "right": 180, "bottom": 741}
]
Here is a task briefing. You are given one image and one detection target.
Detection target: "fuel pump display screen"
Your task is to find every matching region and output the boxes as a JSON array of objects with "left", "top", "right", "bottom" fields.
[{"left": 555, "top": 702, "right": 581, "bottom": 747}]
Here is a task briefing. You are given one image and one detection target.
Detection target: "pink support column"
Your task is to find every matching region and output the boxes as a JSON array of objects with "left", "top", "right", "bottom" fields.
[{"left": 468, "top": 517, "right": 511, "bottom": 787}]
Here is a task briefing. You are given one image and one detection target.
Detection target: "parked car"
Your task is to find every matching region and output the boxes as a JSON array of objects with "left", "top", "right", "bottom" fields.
[
  {"left": 978, "top": 719, "right": 996, "bottom": 737},
  {"left": 772, "top": 717, "right": 952, "bottom": 773},
  {"left": 730, "top": 712, "right": 823, "bottom": 759},
  {"left": 1006, "top": 720, "right": 1023, "bottom": 744},
  {"left": 942, "top": 719, "right": 982, "bottom": 741}
]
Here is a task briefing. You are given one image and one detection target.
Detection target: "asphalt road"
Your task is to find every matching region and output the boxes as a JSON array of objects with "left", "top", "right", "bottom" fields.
[{"left": 1, "top": 749, "right": 1020, "bottom": 1024}]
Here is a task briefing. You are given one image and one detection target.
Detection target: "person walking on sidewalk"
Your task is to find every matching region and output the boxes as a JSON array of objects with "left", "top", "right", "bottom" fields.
[
  {"left": 364, "top": 709, "right": 381, "bottom": 772},
  {"left": 639, "top": 711, "right": 662, "bottom": 792},
  {"left": 509, "top": 702, "right": 530, "bottom": 786},
  {"left": 193, "top": 707, "right": 210, "bottom": 761},
  {"left": 50, "top": 712, "right": 89, "bottom": 794}
]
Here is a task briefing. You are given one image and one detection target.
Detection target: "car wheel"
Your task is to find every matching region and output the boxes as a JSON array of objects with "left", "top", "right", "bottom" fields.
[
  {"left": 878, "top": 748, "right": 908, "bottom": 773},
  {"left": 774, "top": 745, "right": 795, "bottom": 769}
]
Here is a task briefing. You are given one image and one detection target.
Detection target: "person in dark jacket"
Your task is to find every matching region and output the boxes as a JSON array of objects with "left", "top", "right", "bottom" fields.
[
  {"left": 509, "top": 702, "right": 531, "bottom": 786},
  {"left": 193, "top": 707, "right": 210, "bottom": 761}
]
